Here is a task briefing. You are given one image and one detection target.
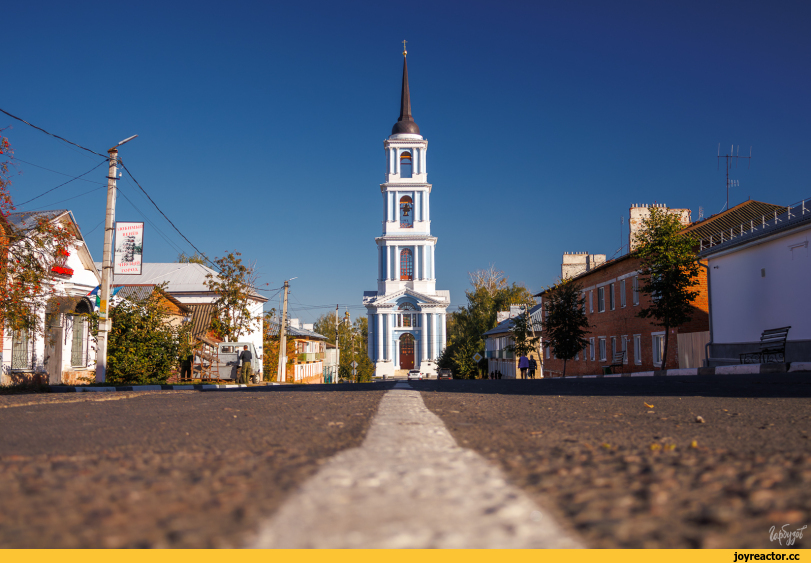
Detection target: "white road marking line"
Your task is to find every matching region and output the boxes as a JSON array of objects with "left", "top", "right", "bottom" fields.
[{"left": 249, "top": 384, "right": 582, "bottom": 548}]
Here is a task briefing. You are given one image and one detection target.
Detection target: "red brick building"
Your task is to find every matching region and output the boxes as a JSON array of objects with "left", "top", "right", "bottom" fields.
[{"left": 537, "top": 201, "right": 783, "bottom": 376}]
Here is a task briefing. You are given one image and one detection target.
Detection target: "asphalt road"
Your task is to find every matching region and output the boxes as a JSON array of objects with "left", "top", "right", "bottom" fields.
[
  {"left": 0, "top": 374, "right": 808, "bottom": 548},
  {"left": 415, "top": 374, "right": 811, "bottom": 548}
]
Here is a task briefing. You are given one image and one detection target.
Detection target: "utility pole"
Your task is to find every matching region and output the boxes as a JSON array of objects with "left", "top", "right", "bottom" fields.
[
  {"left": 334, "top": 304, "right": 339, "bottom": 384},
  {"left": 95, "top": 135, "right": 137, "bottom": 382},
  {"left": 277, "top": 280, "right": 289, "bottom": 383}
]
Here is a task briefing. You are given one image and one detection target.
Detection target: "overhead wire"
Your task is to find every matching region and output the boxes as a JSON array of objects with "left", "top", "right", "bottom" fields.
[
  {"left": 0, "top": 107, "right": 109, "bottom": 159},
  {"left": 12, "top": 158, "right": 107, "bottom": 184},
  {"left": 118, "top": 158, "right": 220, "bottom": 273},
  {"left": 114, "top": 182, "right": 186, "bottom": 257},
  {"left": 16, "top": 160, "right": 108, "bottom": 207},
  {"left": 27, "top": 185, "right": 107, "bottom": 211}
]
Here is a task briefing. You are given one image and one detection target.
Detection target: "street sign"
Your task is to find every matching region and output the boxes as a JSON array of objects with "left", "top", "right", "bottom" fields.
[
  {"left": 472, "top": 353, "right": 482, "bottom": 363},
  {"left": 351, "top": 361, "right": 359, "bottom": 368}
]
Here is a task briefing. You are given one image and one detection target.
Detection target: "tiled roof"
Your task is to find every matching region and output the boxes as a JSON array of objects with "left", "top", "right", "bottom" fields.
[
  {"left": 482, "top": 304, "right": 543, "bottom": 337},
  {"left": 699, "top": 198, "right": 811, "bottom": 257},
  {"left": 681, "top": 200, "right": 785, "bottom": 246}
]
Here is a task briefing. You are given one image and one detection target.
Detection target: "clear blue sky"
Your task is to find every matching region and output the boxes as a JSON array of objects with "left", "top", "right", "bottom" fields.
[{"left": 4, "top": 1, "right": 810, "bottom": 323}]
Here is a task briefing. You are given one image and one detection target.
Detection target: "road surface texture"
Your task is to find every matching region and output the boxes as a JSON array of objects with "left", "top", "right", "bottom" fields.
[
  {"left": 415, "top": 373, "right": 811, "bottom": 548},
  {"left": 0, "top": 385, "right": 388, "bottom": 548},
  {"left": 0, "top": 373, "right": 808, "bottom": 548}
]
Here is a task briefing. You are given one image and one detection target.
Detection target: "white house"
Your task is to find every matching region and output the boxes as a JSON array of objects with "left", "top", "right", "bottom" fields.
[
  {"left": 108, "top": 263, "right": 267, "bottom": 376},
  {"left": 363, "top": 50, "right": 450, "bottom": 378},
  {"left": 700, "top": 198, "right": 811, "bottom": 363},
  {"left": 1, "top": 210, "right": 100, "bottom": 385}
]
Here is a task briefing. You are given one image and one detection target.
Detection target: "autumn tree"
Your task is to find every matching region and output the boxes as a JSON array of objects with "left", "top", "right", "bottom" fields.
[
  {"left": 541, "top": 279, "right": 590, "bottom": 377},
  {"left": 177, "top": 251, "right": 207, "bottom": 264},
  {"left": 507, "top": 307, "right": 540, "bottom": 359},
  {"left": 205, "top": 251, "right": 261, "bottom": 341},
  {"left": 0, "top": 129, "right": 76, "bottom": 338},
  {"left": 313, "top": 312, "right": 374, "bottom": 382},
  {"left": 633, "top": 206, "right": 700, "bottom": 370}
]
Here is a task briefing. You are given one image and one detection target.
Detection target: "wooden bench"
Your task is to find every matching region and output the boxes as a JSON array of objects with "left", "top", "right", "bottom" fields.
[
  {"left": 602, "top": 351, "right": 626, "bottom": 375},
  {"left": 740, "top": 326, "right": 791, "bottom": 364}
]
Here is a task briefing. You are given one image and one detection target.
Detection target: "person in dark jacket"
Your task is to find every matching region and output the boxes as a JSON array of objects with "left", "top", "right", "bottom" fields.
[
  {"left": 528, "top": 355, "right": 537, "bottom": 379},
  {"left": 518, "top": 355, "right": 529, "bottom": 379},
  {"left": 239, "top": 345, "right": 253, "bottom": 384}
]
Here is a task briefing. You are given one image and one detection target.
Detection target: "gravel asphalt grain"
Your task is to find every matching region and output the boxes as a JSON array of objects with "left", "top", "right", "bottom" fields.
[
  {"left": 415, "top": 373, "right": 811, "bottom": 548},
  {"left": 0, "top": 384, "right": 388, "bottom": 548}
]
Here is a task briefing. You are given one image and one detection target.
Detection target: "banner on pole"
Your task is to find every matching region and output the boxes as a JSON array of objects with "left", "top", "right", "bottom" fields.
[{"left": 113, "top": 222, "right": 144, "bottom": 275}]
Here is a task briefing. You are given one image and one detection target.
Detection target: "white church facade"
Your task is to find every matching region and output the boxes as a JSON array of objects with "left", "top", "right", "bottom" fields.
[{"left": 363, "top": 49, "right": 449, "bottom": 378}]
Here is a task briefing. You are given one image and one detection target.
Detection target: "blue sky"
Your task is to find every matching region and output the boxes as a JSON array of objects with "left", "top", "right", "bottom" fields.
[{"left": 4, "top": 1, "right": 810, "bottom": 323}]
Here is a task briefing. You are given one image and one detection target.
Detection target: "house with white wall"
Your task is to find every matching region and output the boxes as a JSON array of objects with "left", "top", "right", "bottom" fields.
[
  {"left": 108, "top": 263, "right": 267, "bottom": 376},
  {"left": 700, "top": 198, "right": 811, "bottom": 363},
  {"left": 1, "top": 210, "right": 100, "bottom": 385}
]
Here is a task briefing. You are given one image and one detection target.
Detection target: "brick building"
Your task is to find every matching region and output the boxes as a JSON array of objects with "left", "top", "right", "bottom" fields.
[{"left": 538, "top": 200, "right": 784, "bottom": 376}]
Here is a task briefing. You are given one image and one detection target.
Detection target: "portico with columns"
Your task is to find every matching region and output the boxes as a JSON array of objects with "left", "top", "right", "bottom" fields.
[{"left": 363, "top": 47, "right": 449, "bottom": 378}]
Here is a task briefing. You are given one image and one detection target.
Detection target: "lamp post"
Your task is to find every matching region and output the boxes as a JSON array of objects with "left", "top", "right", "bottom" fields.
[{"left": 95, "top": 134, "right": 137, "bottom": 382}]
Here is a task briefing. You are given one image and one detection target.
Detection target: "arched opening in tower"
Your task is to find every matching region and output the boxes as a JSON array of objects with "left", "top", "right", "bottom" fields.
[{"left": 400, "top": 151, "right": 413, "bottom": 178}]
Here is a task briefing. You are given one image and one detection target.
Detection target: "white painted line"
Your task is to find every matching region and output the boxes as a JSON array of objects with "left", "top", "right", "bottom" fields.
[
  {"left": 716, "top": 364, "right": 759, "bottom": 375},
  {"left": 249, "top": 386, "right": 582, "bottom": 548},
  {"left": 789, "top": 362, "right": 811, "bottom": 372}
]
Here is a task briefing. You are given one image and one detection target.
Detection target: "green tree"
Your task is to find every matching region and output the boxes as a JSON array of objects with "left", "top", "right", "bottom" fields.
[
  {"left": 205, "top": 251, "right": 261, "bottom": 341},
  {"left": 177, "top": 251, "right": 207, "bottom": 264},
  {"left": 507, "top": 307, "right": 540, "bottom": 359},
  {"left": 541, "top": 279, "right": 590, "bottom": 377},
  {"left": 313, "top": 312, "right": 373, "bottom": 382},
  {"left": 440, "top": 266, "right": 535, "bottom": 378},
  {"left": 633, "top": 206, "right": 700, "bottom": 370},
  {"left": 106, "top": 285, "right": 187, "bottom": 384}
]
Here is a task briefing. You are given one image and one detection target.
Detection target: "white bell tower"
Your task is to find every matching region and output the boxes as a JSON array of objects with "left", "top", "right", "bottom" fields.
[{"left": 363, "top": 46, "right": 450, "bottom": 379}]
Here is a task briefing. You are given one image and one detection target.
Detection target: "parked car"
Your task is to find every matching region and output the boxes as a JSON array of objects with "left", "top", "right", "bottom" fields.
[
  {"left": 437, "top": 368, "right": 453, "bottom": 380},
  {"left": 407, "top": 369, "right": 424, "bottom": 381}
]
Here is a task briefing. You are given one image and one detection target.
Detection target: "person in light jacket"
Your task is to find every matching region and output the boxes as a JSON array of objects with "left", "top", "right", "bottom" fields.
[{"left": 518, "top": 354, "right": 529, "bottom": 379}]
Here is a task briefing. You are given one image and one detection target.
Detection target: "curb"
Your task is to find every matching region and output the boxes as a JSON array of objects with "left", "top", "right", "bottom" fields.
[
  {"left": 550, "top": 361, "right": 811, "bottom": 380},
  {"left": 50, "top": 383, "right": 281, "bottom": 393}
]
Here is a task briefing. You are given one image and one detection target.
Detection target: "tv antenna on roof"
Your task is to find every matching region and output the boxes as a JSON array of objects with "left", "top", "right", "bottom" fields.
[{"left": 717, "top": 144, "right": 752, "bottom": 212}]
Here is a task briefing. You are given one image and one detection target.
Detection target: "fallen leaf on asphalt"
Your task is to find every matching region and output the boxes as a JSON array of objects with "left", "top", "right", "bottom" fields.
[
  {"left": 644, "top": 402, "right": 655, "bottom": 408},
  {"left": 601, "top": 443, "right": 611, "bottom": 449},
  {"left": 691, "top": 440, "right": 698, "bottom": 448},
  {"left": 327, "top": 421, "right": 344, "bottom": 426},
  {"left": 696, "top": 416, "right": 705, "bottom": 423},
  {"left": 650, "top": 443, "right": 662, "bottom": 451}
]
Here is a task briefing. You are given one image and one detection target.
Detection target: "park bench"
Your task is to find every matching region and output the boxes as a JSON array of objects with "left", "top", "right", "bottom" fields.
[
  {"left": 740, "top": 326, "right": 791, "bottom": 364},
  {"left": 601, "top": 350, "right": 626, "bottom": 375}
]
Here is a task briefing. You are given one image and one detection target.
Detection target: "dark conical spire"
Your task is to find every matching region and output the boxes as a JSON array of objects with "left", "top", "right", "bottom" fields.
[{"left": 391, "top": 51, "right": 420, "bottom": 136}]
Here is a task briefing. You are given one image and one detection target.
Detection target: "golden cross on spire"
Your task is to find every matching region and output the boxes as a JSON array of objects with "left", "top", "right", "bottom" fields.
[{"left": 402, "top": 40, "right": 407, "bottom": 56}]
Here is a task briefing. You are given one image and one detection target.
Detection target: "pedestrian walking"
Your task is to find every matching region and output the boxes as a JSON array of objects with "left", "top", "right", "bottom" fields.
[
  {"left": 239, "top": 345, "right": 253, "bottom": 384},
  {"left": 179, "top": 351, "right": 193, "bottom": 381},
  {"left": 528, "top": 355, "right": 537, "bottom": 379},
  {"left": 518, "top": 354, "right": 529, "bottom": 379}
]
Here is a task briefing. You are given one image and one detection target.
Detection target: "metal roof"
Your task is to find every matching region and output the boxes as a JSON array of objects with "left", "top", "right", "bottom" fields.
[
  {"left": 115, "top": 285, "right": 190, "bottom": 312},
  {"left": 95, "top": 262, "right": 266, "bottom": 301},
  {"left": 482, "top": 304, "right": 543, "bottom": 337},
  {"left": 6, "top": 210, "right": 68, "bottom": 231},
  {"left": 681, "top": 200, "right": 785, "bottom": 246},
  {"left": 265, "top": 318, "right": 327, "bottom": 340},
  {"left": 699, "top": 198, "right": 811, "bottom": 257},
  {"left": 186, "top": 303, "right": 216, "bottom": 339}
]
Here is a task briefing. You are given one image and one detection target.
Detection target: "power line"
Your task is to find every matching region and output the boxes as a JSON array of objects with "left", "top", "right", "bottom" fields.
[
  {"left": 27, "top": 185, "right": 107, "bottom": 211},
  {"left": 118, "top": 158, "right": 220, "bottom": 273},
  {"left": 114, "top": 185, "right": 186, "bottom": 257},
  {"left": 16, "top": 160, "right": 107, "bottom": 207},
  {"left": 0, "top": 107, "right": 108, "bottom": 159},
  {"left": 13, "top": 158, "right": 107, "bottom": 184}
]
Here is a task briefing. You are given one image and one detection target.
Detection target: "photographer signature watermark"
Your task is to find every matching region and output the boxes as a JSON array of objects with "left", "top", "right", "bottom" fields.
[{"left": 770, "top": 523, "right": 807, "bottom": 547}]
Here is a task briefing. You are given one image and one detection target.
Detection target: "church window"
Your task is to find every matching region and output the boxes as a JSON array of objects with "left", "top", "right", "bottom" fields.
[
  {"left": 400, "top": 151, "right": 412, "bottom": 178},
  {"left": 398, "top": 302, "right": 417, "bottom": 328},
  {"left": 400, "top": 195, "right": 413, "bottom": 228},
  {"left": 400, "top": 249, "right": 414, "bottom": 280}
]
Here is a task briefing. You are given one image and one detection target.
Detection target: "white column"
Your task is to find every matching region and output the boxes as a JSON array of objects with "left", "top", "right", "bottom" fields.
[
  {"left": 389, "top": 313, "right": 395, "bottom": 361},
  {"left": 377, "top": 313, "right": 383, "bottom": 362},
  {"left": 394, "top": 245, "right": 400, "bottom": 281},
  {"left": 440, "top": 313, "right": 447, "bottom": 352},
  {"left": 414, "top": 147, "right": 420, "bottom": 175},
  {"left": 421, "top": 312, "right": 427, "bottom": 362},
  {"left": 423, "top": 147, "right": 427, "bottom": 174},
  {"left": 390, "top": 148, "right": 395, "bottom": 175},
  {"left": 421, "top": 244, "right": 427, "bottom": 280},
  {"left": 395, "top": 149, "right": 401, "bottom": 176}
]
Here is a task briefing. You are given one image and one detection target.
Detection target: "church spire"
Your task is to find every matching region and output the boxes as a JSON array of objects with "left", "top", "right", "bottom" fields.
[{"left": 392, "top": 46, "right": 421, "bottom": 136}]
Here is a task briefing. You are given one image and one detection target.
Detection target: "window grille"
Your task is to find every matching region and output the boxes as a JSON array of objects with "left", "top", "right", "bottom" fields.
[
  {"left": 400, "top": 249, "right": 414, "bottom": 280},
  {"left": 71, "top": 316, "right": 86, "bottom": 367},
  {"left": 11, "top": 329, "right": 30, "bottom": 370}
]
